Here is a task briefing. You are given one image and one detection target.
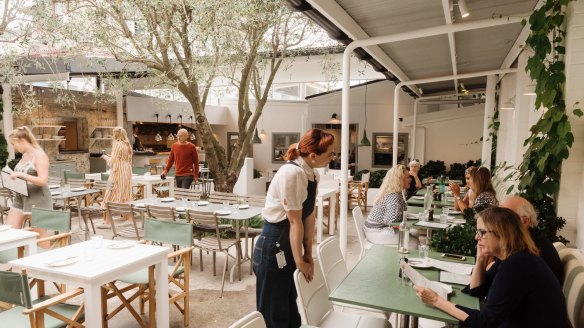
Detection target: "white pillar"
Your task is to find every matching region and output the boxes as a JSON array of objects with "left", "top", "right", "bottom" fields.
[
  {"left": 2, "top": 83, "right": 15, "bottom": 160},
  {"left": 116, "top": 92, "right": 124, "bottom": 126},
  {"left": 411, "top": 99, "right": 419, "bottom": 159},
  {"left": 481, "top": 75, "right": 497, "bottom": 167}
]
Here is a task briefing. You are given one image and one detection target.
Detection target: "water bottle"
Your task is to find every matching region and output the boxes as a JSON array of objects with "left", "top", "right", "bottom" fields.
[
  {"left": 398, "top": 211, "right": 410, "bottom": 254},
  {"left": 423, "top": 186, "right": 433, "bottom": 211},
  {"left": 439, "top": 175, "right": 445, "bottom": 194}
]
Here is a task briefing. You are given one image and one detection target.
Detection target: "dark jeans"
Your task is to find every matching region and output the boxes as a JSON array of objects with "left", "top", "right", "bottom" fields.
[
  {"left": 253, "top": 220, "right": 300, "bottom": 328},
  {"left": 175, "top": 175, "right": 194, "bottom": 189}
]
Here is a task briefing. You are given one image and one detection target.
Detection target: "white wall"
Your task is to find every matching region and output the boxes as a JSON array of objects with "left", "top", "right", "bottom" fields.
[
  {"left": 126, "top": 95, "right": 228, "bottom": 125},
  {"left": 558, "top": 0, "right": 584, "bottom": 247},
  {"left": 305, "top": 80, "right": 415, "bottom": 172}
]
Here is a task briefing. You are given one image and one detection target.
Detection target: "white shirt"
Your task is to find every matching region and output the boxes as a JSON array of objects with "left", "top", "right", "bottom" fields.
[{"left": 262, "top": 157, "right": 319, "bottom": 223}]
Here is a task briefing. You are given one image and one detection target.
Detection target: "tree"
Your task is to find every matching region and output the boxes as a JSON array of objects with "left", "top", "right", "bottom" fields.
[{"left": 37, "top": 0, "right": 321, "bottom": 192}]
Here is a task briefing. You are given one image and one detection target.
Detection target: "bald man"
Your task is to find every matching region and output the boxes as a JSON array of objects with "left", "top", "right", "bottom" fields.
[
  {"left": 500, "top": 196, "right": 563, "bottom": 283},
  {"left": 163, "top": 129, "right": 199, "bottom": 188}
]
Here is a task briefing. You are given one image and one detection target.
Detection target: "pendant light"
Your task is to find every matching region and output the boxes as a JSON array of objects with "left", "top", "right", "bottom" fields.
[
  {"left": 189, "top": 115, "right": 196, "bottom": 140},
  {"left": 252, "top": 128, "right": 262, "bottom": 144},
  {"left": 328, "top": 113, "right": 341, "bottom": 124},
  {"left": 259, "top": 113, "right": 267, "bottom": 140},
  {"left": 359, "top": 85, "right": 372, "bottom": 147},
  {"left": 167, "top": 114, "right": 175, "bottom": 141},
  {"left": 154, "top": 113, "right": 162, "bottom": 142}
]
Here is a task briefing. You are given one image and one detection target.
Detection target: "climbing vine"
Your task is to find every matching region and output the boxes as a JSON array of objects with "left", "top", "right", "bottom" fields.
[{"left": 520, "top": 0, "right": 582, "bottom": 243}]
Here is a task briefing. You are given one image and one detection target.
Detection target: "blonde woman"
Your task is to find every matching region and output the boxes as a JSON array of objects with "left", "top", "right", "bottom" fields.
[
  {"left": 363, "top": 164, "right": 410, "bottom": 244},
  {"left": 6, "top": 126, "right": 52, "bottom": 229},
  {"left": 98, "top": 127, "right": 132, "bottom": 228}
]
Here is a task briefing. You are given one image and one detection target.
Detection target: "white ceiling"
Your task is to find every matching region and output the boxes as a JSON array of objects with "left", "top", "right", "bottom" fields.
[{"left": 295, "top": 0, "right": 540, "bottom": 96}]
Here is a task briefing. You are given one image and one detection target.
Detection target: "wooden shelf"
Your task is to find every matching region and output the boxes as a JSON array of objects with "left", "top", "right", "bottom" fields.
[
  {"left": 30, "top": 125, "right": 65, "bottom": 129},
  {"left": 38, "top": 139, "right": 65, "bottom": 141}
]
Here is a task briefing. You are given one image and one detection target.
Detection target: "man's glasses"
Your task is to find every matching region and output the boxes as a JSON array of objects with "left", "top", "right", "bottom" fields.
[{"left": 475, "top": 229, "right": 495, "bottom": 239}]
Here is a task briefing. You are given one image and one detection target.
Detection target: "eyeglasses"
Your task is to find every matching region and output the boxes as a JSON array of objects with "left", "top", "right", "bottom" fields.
[{"left": 475, "top": 229, "right": 495, "bottom": 239}]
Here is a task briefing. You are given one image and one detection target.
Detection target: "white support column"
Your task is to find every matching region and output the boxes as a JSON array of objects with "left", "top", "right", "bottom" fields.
[
  {"left": 411, "top": 99, "right": 419, "bottom": 160},
  {"left": 481, "top": 75, "right": 497, "bottom": 167},
  {"left": 2, "top": 83, "right": 15, "bottom": 160},
  {"left": 116, "top": 92, "right": 124, "bottom": 127}
]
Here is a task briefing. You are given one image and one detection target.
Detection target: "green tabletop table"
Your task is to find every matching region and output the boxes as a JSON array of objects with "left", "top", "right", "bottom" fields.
[{"left": 329, "top": 245, "right": 479, "bottom": 324}]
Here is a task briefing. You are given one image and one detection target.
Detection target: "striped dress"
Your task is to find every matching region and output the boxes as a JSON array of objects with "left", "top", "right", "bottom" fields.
[{"left": 102, "top": 140, "right": 132, "bottom": 205}]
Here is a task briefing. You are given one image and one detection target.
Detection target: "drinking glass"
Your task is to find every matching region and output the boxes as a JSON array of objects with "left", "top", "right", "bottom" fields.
[
  {"left": 223, "top": 200, "right": 229, "bottom": 210},
  {"left": 418, "top": 244, "right": 429, "bottom": 259}
]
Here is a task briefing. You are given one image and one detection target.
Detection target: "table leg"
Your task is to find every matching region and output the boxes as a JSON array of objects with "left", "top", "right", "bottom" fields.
[
  {"left": 329, "top": 194, "right": 336, "bottom": 236},
  {"left": 168, "top": 181, "right": 175, "bottom": 197},
  {"left": 144, "top": 182, "right": 153, "bottom": 198},
  {"left": 155, "top": 260, "right": 170, "bottom": 328},
  {"left": 77, "top": 196, "right": 84, "bottom": 231},
  {"left": 229, "top": 220, "right": 242, "bottom": 283},
  {"left": 316, "top": 196, "right": 323, "bottom": 244},
  {"left": 27, "top": 239, "right": 37, "bottom": 256},
  {"left": 84, "top": 284, "right": 102, "bottom": 328}
]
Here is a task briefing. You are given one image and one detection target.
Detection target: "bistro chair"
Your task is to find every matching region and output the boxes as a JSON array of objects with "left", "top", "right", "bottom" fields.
[
  {"left": 77, "top": 180, "right": 112, "bottom": 240},
  {"left": 105, "top": 202, "right": 143, "bottom": 240},
  {"left": 352, "top": 207, "right": 373, "bottom": 260},
  {"left": 175, "top": 187, "right": 202, "bottom": 201},
  {"left": 47, "top": 176, "right": 62, "bottom": 186},
  {"left": 0, "top": 188, "right": 13, "bottom": 224},
  {"left": 208, "top": 191, "right": 240, "bottom": 204},
  {"left": 100, "top": 173, "right": 110, "bottom": 181},
  {"left": 146, "top": 204, "right": 177, "bottom": 221},
  {"left": 186, "top": 209, "right": 241, "bottom": 297},
  {"left": 348, "top": 172, "right": 370, "bottom": 212},
  {"left": 102, "top": 219, "right": 193, "bottom": 327},
  {"left": 0, "top": 269, "right": 85, "bottom": 328},
  {"left": 238, "top": 195, "right": 266, "bottom": 273},
  {"left": 228, "top": 311, "right": 266, "bottom": 328},
  {"left": 132, "top": 166, "right": 149, "bottom": 175},
  {"left": 294, "top": 259, "right": 391, "bottom": 328},
  {"left": 317, "top": 236, "right": 390, "bottom": 320},
  {"left": 153, "top": 168, "right": 174, "bottom": 197}
]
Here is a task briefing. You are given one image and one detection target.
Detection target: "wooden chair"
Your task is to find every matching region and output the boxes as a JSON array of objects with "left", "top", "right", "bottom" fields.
[
  {"left": 47, "top": 176, "right": 62, "bottom": 186},
  {"left": 102, "top": 219, "right": 193, "bottom": 327},
  {"left": 0, "top": 269, "right": 85, "bottom": 328},
  {"left": 0, "top": 188, "right": 13, "bottom": 224},
  {"left": 64, "top": 171, "right": 85, "bottom": 182},
  {"left": 132, "top": 167, "right": 150, "bottom": 175},
  {"left": 146, "top": 204, "right": 177, "bottom": 221},
  {"left": 186, "top": 209, "right": 241, "bottom": 297},
  {"left": 348, "top": 172, "right": 370, "bottom": 212},
  {"left": 105, "top": 202, "right": 143, "bottom": 240},
  {"left": 208, "top": 191, "right": 240, "bottom": 204},
  {"left": 175, "top": 187, "right": 202, "bottom": 201}
]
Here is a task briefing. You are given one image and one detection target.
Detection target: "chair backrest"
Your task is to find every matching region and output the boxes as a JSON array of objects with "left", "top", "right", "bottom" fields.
[
  {"left": 67, "top": 178, "right": 86, "bottom": 188},
  {"left": 93, "top": 180, "right": 112, "bottom": 191},
  {"left": 244, "top": 195, "right": 266, "bottom": 208},
  {"left": 228, "top": 311, "right": 266, "bottom": 328},
  {"left": 106, "top": 202, "right": 133, "bottom": 217},
  {"left": 0, "top": 188, "right": 13, "bottom": 203},
  {"left": 186, "top": 209, "right": 224, "bottom": 248},
  {"left": 316, "top": 236, "right": 348, "bottom": 293},
  {"left": 294, "top": 259, "right": 333, "bottom": 325},
  {"left": 64, "top": 171, "right": 85, "bottom": 182},
  {"left": 31, "top": 208, "right": 71, "bottom": 232},
  {"left": 144, "top": 219, "right": 193, "bottom": 247},
  {"left": 47, "top": 176, "right": 62, "bottom": 186},
  {"left": 101, "top": 173, "right": 110, "bottom": 181},
  {"left": 146, "top": 205, "right": 176, "bottom": 221},
  {"left": 560, "top": 248, "right": 584, "bottom": 327},
  {"left": 0, "top": 270, "right": 32, "bottom": 308},
  {"left": 132, "top": 167, "right": 150, "bottom": 175},
  {"left": 554, "top": 242, "right": 566, "bottom": 252},
  {"left": 175, "top": 188, "right": 201, "bottom": 201},
  {"left": 352, "top": 206, "right": 367, "bottom": 260},
  {"left": 209, "top": 191, "right": 239, "bottom": 204}
]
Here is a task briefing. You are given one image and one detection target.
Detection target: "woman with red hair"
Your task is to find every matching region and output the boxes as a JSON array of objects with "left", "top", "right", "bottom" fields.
[{"left": 254, "top": 128, "right": 334, "bottom": 328}]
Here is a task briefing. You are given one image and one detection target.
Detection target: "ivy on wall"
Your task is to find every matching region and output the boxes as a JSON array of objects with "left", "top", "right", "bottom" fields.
[
  {"left": 520, "top": 0, "right": 582, "bottom": 243},
  {"left": 0, "top": 101, "right": 8, "bottom": 167}
]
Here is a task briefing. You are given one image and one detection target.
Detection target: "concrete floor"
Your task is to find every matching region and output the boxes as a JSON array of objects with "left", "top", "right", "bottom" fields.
[{"left": 3, "top": 210, "right": 367, "bottom": 328}]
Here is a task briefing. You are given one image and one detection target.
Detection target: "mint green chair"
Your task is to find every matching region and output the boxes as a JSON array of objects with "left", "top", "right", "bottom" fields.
[
  {"left": 0, "top": 208, "right": 71, "bottom": 264},
  {"left": 64, "top": 171, "right": 85, "bottom": 182},
  {"left": 0, "top": 269, "right": 84, "bottom": 327},
  {"left": 132, "top": 167, "right": 149, "bottom": 175},
  {"left": 102, "top": 219, "right": 193, "bottom": 327},
  {"left": 100, "top": 173, "right": 110, "bottom": 181}
]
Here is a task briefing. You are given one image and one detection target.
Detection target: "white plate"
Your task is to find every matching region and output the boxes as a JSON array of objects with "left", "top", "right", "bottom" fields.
[
  {"left": 412, "top": 196, "right": 425, "bottom": 200},
  {"left": 447, "top": 210, "right": 462, "bottom": 215},
  {"left": 160, "top": 197, "right": 175, "bottom": 202},
  {"left": 238, "top": 204, "right": 250, "bottom": 209},
  {"left": 51, "top": 191, "right": 62, "bottom": 196},
  {"left": 197, "top": 201, "right": 209, "bottom": 206},
  {"left": 433, "top": 215, "right": 455, "bottom": 220},
  {"left": 0, "top": 225, "right": 11, "bottom": 232},
  {"left": 71, "top": 187, "right": 86, "bottom": 192},
  {"left": 408, "top": 258, "right": 432, "bottom": 269},
  {"left": 176, "top": 207, "right": 187, "bottom": 212},
  {"left": 132, "top": 173, "right": 139, "bottom": 176},
  {"left": 449, "top": 218, "right": 466, "bottom": 224},
  {"left": 108, "top": 241, "right": 135, "bottom": 249},
  {"left": 134, "top": 203, "right": 146, "bottom": 208},
  {"left": 49, "top": 184, "right": 60, "bottom": 189},
  {"left": 48, "top": 256, "right": 79, "bottom": 267},
  {"left": 215, "top": 210, "right": 232, "bottom": 216}
]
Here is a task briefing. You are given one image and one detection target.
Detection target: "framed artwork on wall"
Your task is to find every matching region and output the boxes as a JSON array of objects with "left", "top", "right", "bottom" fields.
[{"left": 272, "top": 132, "right": 300, "bottom": 163}]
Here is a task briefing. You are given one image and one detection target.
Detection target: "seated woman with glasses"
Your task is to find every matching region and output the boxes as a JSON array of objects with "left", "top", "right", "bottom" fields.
[
  {"left": 450, "top": 166, "right": 497, "bottom": 212},
  {"left": 414, "top": 207, "right": 568, "bottom": 327},
  {"left": 363, "top": 165, "right": 409, "bottom": 245}
]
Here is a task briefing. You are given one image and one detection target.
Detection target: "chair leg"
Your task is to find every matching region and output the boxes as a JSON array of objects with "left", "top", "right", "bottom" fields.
[
  {"left": 249, "top": 236, "right": 256, "bottom": 275},
  {"left": 220, "top": 251, "right": 229, "bottom": 298},
  {"left": 199, "top": 249, "right": 203, "bottom": 272},
  {"left": 101, "top": 286, "right": 109, "bottom": 328},
  {"left": 213, "top": 252, "right": 217, "bottom": 276}
]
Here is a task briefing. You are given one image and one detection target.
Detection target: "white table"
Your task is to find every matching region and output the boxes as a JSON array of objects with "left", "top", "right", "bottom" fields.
[
  {"left": 10, "top": 239, "right": 170, "bottom": 328},
  {"left": 316, "top": 188, "right": 337, "bottom": 244},
  {"left": 0, "top": 228, "right": 38, "bottom": 256},
  {"left": 85, "top": 173, "right": 175, "bottom": 199}
]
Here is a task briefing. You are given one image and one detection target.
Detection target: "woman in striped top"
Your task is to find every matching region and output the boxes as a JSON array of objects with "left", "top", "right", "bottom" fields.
[{"left": 98, "top": 127, "right": 133, "bottom": 228}]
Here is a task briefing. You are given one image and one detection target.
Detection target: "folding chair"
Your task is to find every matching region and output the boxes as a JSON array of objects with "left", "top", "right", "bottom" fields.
[
  {"left": 0, "top": 269, "right": 85, "bottom": 328},
  {"left": 0, "top": 188, "right": 13, "bottom": 224},
  {"left": 105, "top": 202, "right": 143, "bottom": 240},
  {"left": 175, "top": 188, "right": 202, "bottom": 201},
  {"left": 102, "top": 219, "right": 193, "bottom": 327},
  {"left": 229, "top": 311, "right": 266, "bottom": 328},
  {"left": 64, "top": 171, "right": 85, "bottom": 182},
  {"left": 348, "top": 172, "right": 370, "bottom": 212}
]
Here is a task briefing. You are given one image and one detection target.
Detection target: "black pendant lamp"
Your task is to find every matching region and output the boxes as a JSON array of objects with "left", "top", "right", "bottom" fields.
[{"left": 359, "top": 85, "right": 371, "bottom": 147}]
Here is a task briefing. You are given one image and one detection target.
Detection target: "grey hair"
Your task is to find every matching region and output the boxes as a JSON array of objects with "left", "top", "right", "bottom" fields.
[
  {"left": 515, "top": 201, "right": 538, "bottom": 228},
  {"left": 409, "top": 160, "right": 420, "bottom": 168}
]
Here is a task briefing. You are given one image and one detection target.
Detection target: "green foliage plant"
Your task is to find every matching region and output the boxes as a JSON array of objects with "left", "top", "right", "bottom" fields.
[
  {"left": 419, "top": 160, "right": 446, "bottom": 179},
  {"left": 519, "top": 0, "right": 582, "bottom": 243},
  {"left": 430, "top": 208, "right": 477, "bottom": 256},
  {"left": 368, "top": 170, "right": 388, "bottom": 189},
  {"left": 0, "top": 102, "right": 8, "bottom": 167}
]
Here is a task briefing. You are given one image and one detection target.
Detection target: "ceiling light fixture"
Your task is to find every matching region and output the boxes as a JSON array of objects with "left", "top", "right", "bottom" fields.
[
  {"left": 359, "top": 85, "right": 371, "bottom": 147},
  {"left": 458, "top": 0, "right": 470, "bottom": 18},
  {"left": 328, "top": 113, "right": 341, "bottom": 124}
]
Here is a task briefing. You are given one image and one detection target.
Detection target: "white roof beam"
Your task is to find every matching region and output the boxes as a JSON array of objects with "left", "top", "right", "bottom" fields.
[{"left": 442, "top": 0, "right": 459, "bottom": 92}]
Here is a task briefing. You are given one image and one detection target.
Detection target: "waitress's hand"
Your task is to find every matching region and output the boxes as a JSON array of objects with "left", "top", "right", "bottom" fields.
[
  {"left": 10, "top": 172, "right": 23, "bottom": 180},
  {"left": 101, "top": 154, "right": 111, "bottom": 161},
  {"left": 414, "top": 286, "right": 439, "bottom": 306},
  {"left": 297, "top": 260, "right": 314, "bottom": 282}
]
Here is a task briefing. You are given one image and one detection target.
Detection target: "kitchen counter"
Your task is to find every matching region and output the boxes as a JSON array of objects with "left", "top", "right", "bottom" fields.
[{"left": 133, "top": 152, "right": 169, "bottom": 168}]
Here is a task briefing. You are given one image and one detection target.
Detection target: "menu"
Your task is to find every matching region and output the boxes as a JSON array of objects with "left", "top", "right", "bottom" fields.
[
  {"left": 401, "top": 261, "right": 452, "bottom": 299},
  {"left": 0, "top": 166, "right": 28, "bottom": 196}
]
